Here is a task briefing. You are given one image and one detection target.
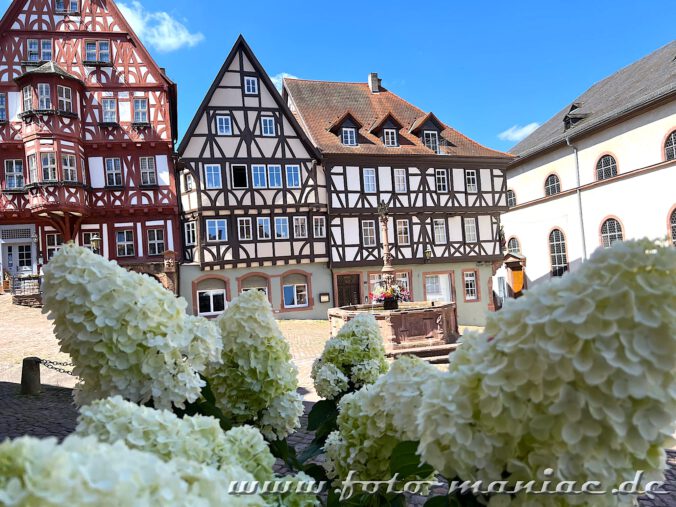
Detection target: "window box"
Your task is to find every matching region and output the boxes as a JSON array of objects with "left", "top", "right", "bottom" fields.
[
  {"left": 2, "top": 187, "right": 27, "bottom": 194},
  {"left": 98, "top": 121, "right": 120, "bottom": 128}
]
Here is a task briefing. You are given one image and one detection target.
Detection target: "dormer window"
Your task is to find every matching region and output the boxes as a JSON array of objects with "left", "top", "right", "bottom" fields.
[
  {"left": 341, "top": 127, "right": 357, "bottom": 146},
  {"left": 423, "top": 131, "right": 439, "bottom": 153},
  {"left": 383, "top": 129, "right": 398, "bottom": 147},
  {"left": 244, "top": 76, "right": 258, "bottom": 95}
]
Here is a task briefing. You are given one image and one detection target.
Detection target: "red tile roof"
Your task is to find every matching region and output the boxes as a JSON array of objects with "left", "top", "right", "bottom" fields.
[{"left": 284, "top": 78, "right": 512, "bottom": 159}]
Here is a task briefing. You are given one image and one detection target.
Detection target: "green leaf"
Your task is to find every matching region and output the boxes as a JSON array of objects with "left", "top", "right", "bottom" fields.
[
  {"left": 424, "top": 496, "right": 452, "bottom": 507},
  {"left": 268, "top": 438, "right": 302, "bottom": 472},
  {"left": 389, "top": 441, "right": 434, "bottom": 480},
  {"left": 307, "top": 399, "right": 339, "bottom": 431},
  {"left": 297, "top": 441, "right": 324, "bottom": 463},
  {"left": 302, "top": 463, "right": 329, "bottom": 483}
]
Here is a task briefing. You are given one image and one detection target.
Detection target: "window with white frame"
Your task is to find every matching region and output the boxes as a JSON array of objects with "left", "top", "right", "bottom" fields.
[
  {"left": 425, "top": 274, "right": 452, "bottom": 303},
  {"left": 293, "top": 216, "right": 308, "bottom": 238},
  {"left": 23, "top": 86, "right": 32, "bottom": 112},
  {"left": 56, "top": 0, "right": 79, "bottom": 12},
  {"left": 37, "top": 83, "right": 51, "bottom": 109},
  {"left": 115, "top": 230, "right": 134, "bottom": 257},
  {"left": 232, "top": 165, "right": 248, "bottom": 189},
  {"left": 341, "top": 127, "right": 357, "bottom": 146},
  {"left": 0, "top": 93, "right": 6, "bottom": 122},
  {"left": 435, "top": 169, "right": 448, "bottom": 192},
  {"left": 206, "top": 219, "right": 227, "bottom": 242},
  {"left": 286, "top": 165, "right": 301, "bottom": 188},
  {"left": 363, "top": 168, "right": 377, "bottom": 193},
  {"left": 252, "top": 165, "right": 267, "bottom": 188},
  {"left": 463, "top": 271, "right": 478, "bottom": 301},
  {"left": 465, "top": 169, "right": 478, "bottom": 193},
  {"left": 268, "top": 165, "right": 282, "bottom": 188},
  {"left": 383, "top": 129, "right": 398, "bottom": 147},
  {"left": 62, "top": 154, "right": 77, "bottom": 182},
  {"left": 41, "top": 39, "right": 52, "bottom": 60},
  {"left": 27, "top": 39, "right": 40, "bottom": 61},
  {"left": 216, "top": 115, "right": 232, "bottom": 135},
  {"left": 85, "top": 40, "right": 109, "bottom": 62},
  {"left": 184, "top": 173, "right": 194, "bottom": 191},
  {"left": 197, "top": 290, "right": 226, "bottom": 317},
  {"left": 600, "top": 218, "right": 623, "bottom": 248},
  {"left": 81, "top": 232, "right": 102, "bottom": 254},
  {"left": 396, "top": 219, "right": 410, "bottom": 245},
  {"left": 140, "top": 157, "right": 157, "bottom": 186},
  {"left": 283, "top": 283, "right": 308, "bottom": 308},
  {"left": 670, "top": 209, "right": 676, "bottom": 246},
  {"left": 257, "top": 217, "right": 271, "bottom": 240},
  {"left": 393, "top": 168, "right": 407, "bottom": 193},
  {"left": 204, "top": 164, "right": 222, "bottom": 189},
  {"left": 102, "top": 98, "right": 117, "bottom": 123},
  {"left": 464, "top": 217, "right": 478, "bottom": 243},
  {"left": 241, "top": 286, "right": 268, "bottom": 296},
  {"left": 544, "top": 174, "right": 560, "bottom": 196},
  {"left": 507, "top": 237, "right": 521, "bottom": 255},
  {"left": 549, "top": 229, "right": 568, "bottom": 277},
  {"left": 433, "top": 218, "right": 446, "bottom": 244},
  {"left": 244, "top": 76, "right": 258, "bottom": 95},
  {"left": 105, "top": 158, "right": 122, "bottom": 186},
  {"left": 28, "top": 155, "right": 37, "bottom": 183},
  {"left": 147, "top": 229, "right": 165, "bottom": 256},
  {"left": 396, "top": 272, "right": 410, "bottom": 291},
  {"left": 261, "top": 117, "right": 275, "bottom": 136},
  {"left": 42, "top": 153, "right": 57, "bottom": 182},
  {"left": 275, "top": 217, "right": 289, "bottom": 239},
  {"left": 506, "top": 189, "right": 516, "bottom": 207},
  {"left": 313, "top": 216, "right": 326, "bottom": 238},
  {"left": 665, "top": 131, "right": 676, "bottom": 161},
  {"left": 423, "top": 131, "right": 439, "bottom": 153},
  {"left": 4, "top": 160, "right": 24, "bottom": 189},
  {"left": 362, "top": 220, "right": 377, "bottom": 247},
  {"left": 133, "top": 98, "right": 148, "bottom": 123},
  {"left": 237, "top": 217, "right": 252, "bottom": 240},
  {"left": 85, "top": 41, "right": 97, "bottom": 62},
  {"left": 184, "top": 222, "right": 196, "bottom": 246},
  {"left": 57, "top": 86, "right": 72, "bottom": 113},
  {"left": 596, "top": 155, "right": 617, "bottom": 181},
  {"left": 46, "top": 233, "right": 63, "bottom": 260}
]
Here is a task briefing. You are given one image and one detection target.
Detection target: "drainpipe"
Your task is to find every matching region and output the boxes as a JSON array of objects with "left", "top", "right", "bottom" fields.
[{"left": 566, "top": 137, "right": 588, "bottom": 261}]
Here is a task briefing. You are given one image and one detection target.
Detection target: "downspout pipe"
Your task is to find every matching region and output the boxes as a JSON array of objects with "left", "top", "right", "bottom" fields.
[{"left": 566, "top": 137, "right": 588, "bottom": 261}]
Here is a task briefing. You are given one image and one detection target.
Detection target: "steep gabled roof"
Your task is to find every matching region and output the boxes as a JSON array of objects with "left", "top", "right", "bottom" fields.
[
  {"left": 15, "top": 61, "right": 84, "bottom": 85},
  {"left": 409, "top": 112, "right": 445, "bottom": 134},
  {"left": 368, "top": 112, "right": 403, "bottom": 134},
  {"left": 178, "top": 35, "right": 320, "bottom": 159},
  {"left": 327, "top": 111, "right": 363, "bottom": 133}
]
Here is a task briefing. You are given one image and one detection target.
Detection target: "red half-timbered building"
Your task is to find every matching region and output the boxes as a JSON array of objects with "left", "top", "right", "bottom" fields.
[{"left": 0, "top": 0, "right": 179, "bottom": 291}]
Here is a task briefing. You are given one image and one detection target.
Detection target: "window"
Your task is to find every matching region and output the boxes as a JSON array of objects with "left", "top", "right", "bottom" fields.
[
  {"left": 600, "top": 218, "right": 623, "bottom": 248},
  {"left": 133, "top": 98, "right": 148, "bottom": 123},
  {"left": 184, "top": 173, "right": 194, "bottom": 191},
  {"left": 464, "top": 271, "right": 478, "bottom": 301},
  {"left": 671, "top": 209, "right": 676, "bottom": 246},
  {"left": 464, "top": 217, "right": 478, "bottom": 243},
  {"left": 423, "top": 131, "right": 439, "bottom": 153},
  {"left": 206, "top": 219, "right": 227, "bottom": 242},
  {"left": 549, "top": 229, "right": 568, "bottom": 277},
  {"left": 362, "top": 220, "right": 377, "bottom": 247},
  {"left": 244, "top": 76, "right": 258, "bottom": 95},
  {"left": 341, "top": 127, "right": 357, "bottom": 146},
  {"left": 313, "top": 216, "right": 326, "bottom": 238},
  {"left": 23, "top": 86, "right": 32, "bottom": 112},
  {"left": 184, "top": 222, "right": 196, "bottom": 246},
  {"left": 665, "top": 131, "right": 676, "bottom": 161},
  {"left": 435, "top": 169, "right": 448, "bottom": 192},
  {"left": 0, "top": 93, "right": 6, "bottom": 122},
  {"left": 283, "top": 284, "right": 308, "bottom": 308},
  {"left": 41, "top": 153, "right": 57, "bottom": 182},
  {"left": 363, "top": 168, "right": 377, "bottom": 193},
  {"left": 396, "top": 272, "right": 410, "bottom": 291},
  {"left": 257, "top": 217, "right": 271, "bottom": 240},
  {"left": 102, "top": 98, "right": 117, "bottom": 123},
  {"left": 57, "top": 86, "right": 72, "bottom": 112},
  {"left": 507, "top": 237, "right": 520, "bottom": 255},
  {"left": 55, "top": 0, "right": 79, "bottom": 13},
  {"left": 293, "top": 216, "right": 308, "bottom": 238},
  {"left": 85, "top": 41, "right": 97, "bottom": 61},
  {"left": 465, "top": 169, "right": 478, "bottom": 193},
  {"left": 46, "top": 233, "right": 63, "bottom": 260},
  {"left": 37, "top": 83, "right": 51, "bottom": 109},
  {"left": 28, "top": 155, "right": 37, "bottom": 183},
  {"left": 216, "top": 115, "right": 232, "bottom": 135},
  {"left": 425, "top": 274, "right": 452, "bottom": 303},
  {"left": 5, "top": 160, "right": 24, "bottom": 189},
  {"left": 241, "top": 286, "right": 268, "bottom": 296},
  {"left": 146, "top": 229, "right": 165, "bottom": 256},
  {"left": 140, "top": 157, "right": 156, "bottom": 186},
  {"left": 596, "top": 155, "right": 617, "bottom": 181},
  {"left": 41, "top": 39, "right": 53, "bottom": 61},
  {"left": 204, "top": 165, "right": 222, "bottom": 189},
  {"left": 85, "top": 40, "right": 109, "bottom": 62},
  {"left": 62, "top": 154, "right": 77, "bottom": 182},
  {"left": 16, "top": 244, "right": 31, "bottom": 267},
  {"left": 433, "top": 219, "right": 446, "bottom": 244},
  {"left": 384, "top": 129, "right": 398, "bottom": 147},
  {"left": 396, "top": 220, "right": 410, "bottom": 245},
  {"left": 231, "top": 165, "right": 248, "bottom": 189},
  {"left": 116, "top": 230, "right": 134, "bottom": 257},
  {"left": 261, "top": 117, "right": 276, "bottom": 136},
  {"left": 506, "top": 190, "right": 516, "bottom": 207},
  {"left": 393, "top": 168, "right": 407, "bottom": 193},
  {"left": 252, "top": 165, "right": 267, "bottom": 189},
  {"left": 98, "top": 41, "right": 110, "bottom": 62},
  {"left": 275, "top": 217, "right": 289, "bottom": 239},
  {"left": 197, "top": 290, "right": 226, "bottom": 317},
  {"left": 27, "top": 39, "right": 51, "bottom": 61},
  {"left": 105, "top": 158, "right": 122, "bottom": 186},
  {"left": 545, "top": 174, "right": 561, "bottom": 196},
  {"left": 286, "top": 165, "right": 301, "bottom": 188},
  {"left": 237, "top": 218, "right": 252, "bottom": 241},
  {"left": 268, "top": 165, "right": 282, "bottom": 188}
]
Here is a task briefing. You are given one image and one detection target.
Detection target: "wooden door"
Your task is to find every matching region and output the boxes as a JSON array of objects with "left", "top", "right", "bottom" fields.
[{"left": 336, "top": 274, "right": 361, "bottom": 307}]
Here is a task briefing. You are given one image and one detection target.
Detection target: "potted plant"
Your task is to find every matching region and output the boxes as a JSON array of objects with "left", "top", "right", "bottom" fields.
[{"left": 370, "top": 284, "right": 411, "bottom": 310}]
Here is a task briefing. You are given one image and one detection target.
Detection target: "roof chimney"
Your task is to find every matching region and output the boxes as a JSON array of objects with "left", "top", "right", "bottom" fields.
[{"left": 368, "top": 73, "right": 381, "bottom": 93}]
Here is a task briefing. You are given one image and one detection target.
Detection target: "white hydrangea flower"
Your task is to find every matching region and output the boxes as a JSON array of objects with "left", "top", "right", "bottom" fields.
[
  {"left": 417, "top": 239, "right": 676, "bottom": 506},
  {"left": 259, "top": 390, "right": 305, "bottom": 442},
  {"left": 311, "top": 314, "right": 388, "bottom": 400},
  {"left": 42, "top": 244, "right": 222, "bottom": 410}
]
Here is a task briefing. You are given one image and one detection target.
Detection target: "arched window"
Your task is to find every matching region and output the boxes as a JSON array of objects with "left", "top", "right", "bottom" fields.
[
  {"left": 549, "top": 229, "right": 568, "bottom": 277},
  {"left": 596, "top": 155, "right": 617, "bottom": 181},
  {"left": 544, "top": 174, "right": 561, "bottom": 196},
  {"left": 670, "top": 209, "right": 676, "bottom": 246},
  {"left": 506, "top": 190, "right": 516, "bottom": 208},
  {"left": 507, "top": 237, "right": 520, "bottom": 255},
  {"left": 600, "top": 218, "right": 623, "bottom": 248},
  {"left": 666, "top": 131, "right": 676, "bottom": 161}
]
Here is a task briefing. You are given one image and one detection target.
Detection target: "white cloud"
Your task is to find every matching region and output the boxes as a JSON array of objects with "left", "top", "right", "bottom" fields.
[
  {"left": 270, "top": 72, "right": 298, "bottom": 91},
  {"left": 118, "top": 1, "right": 204, "bottom": 53},
  {"left": 498, "top": 122, "right": 540, "bottom": 142}
]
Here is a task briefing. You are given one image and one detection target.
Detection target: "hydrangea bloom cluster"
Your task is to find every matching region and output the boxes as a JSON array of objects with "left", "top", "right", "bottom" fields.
[
  {"left": 323, "top": 355, "right": 439, "bottom": 480},
  {"left": 311, "top": 314, "right": 388, "bottom": 400},
  {"left": 42, "top": 244, "right": 222, "bottom": 409},
  {"left": 0, "top": 435, "right": 264, "bottom": 506},
  {"left": 207, "top": 290, "right": 303, "bottom": 440},
  {"left": 417, "top": 240, "right": 676, "bottom": 506}
]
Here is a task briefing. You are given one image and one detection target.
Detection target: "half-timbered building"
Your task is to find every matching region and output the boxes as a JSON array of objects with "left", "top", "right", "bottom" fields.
[
  {"left": 285, "top": 75, "right": 513, "bottom": 325},
  {"left": 177, "top": 36, "right": 332, "bottom": 319},
  {"left": 0, "top": 0, "right": 179, "bottom": 292}
]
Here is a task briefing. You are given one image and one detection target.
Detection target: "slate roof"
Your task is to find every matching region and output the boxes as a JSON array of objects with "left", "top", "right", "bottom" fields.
[
  {"left": 16, "top": 62, "right": 84, "bottom": 84},
  {"left": 511, "top": 40, "right": 676, "bottom": 158},
  {"left": 284, "top": 78, "right": 511, "bottom": 159}
]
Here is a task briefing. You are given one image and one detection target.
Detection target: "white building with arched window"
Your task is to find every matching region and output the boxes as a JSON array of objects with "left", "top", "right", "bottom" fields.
[{"left": 498, "top": 40, "right": 676, "bottom": 292}]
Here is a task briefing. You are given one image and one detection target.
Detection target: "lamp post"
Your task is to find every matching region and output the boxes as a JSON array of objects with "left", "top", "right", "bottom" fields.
[
  {"left": 90, "top": 233, "right": 102, "bottom": 255},
  {"left": 377, "top": 200, "right": 395, "bottom": 290},
  {"left": 424, "top": 247, "right": 432, "bottom": 263}
]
